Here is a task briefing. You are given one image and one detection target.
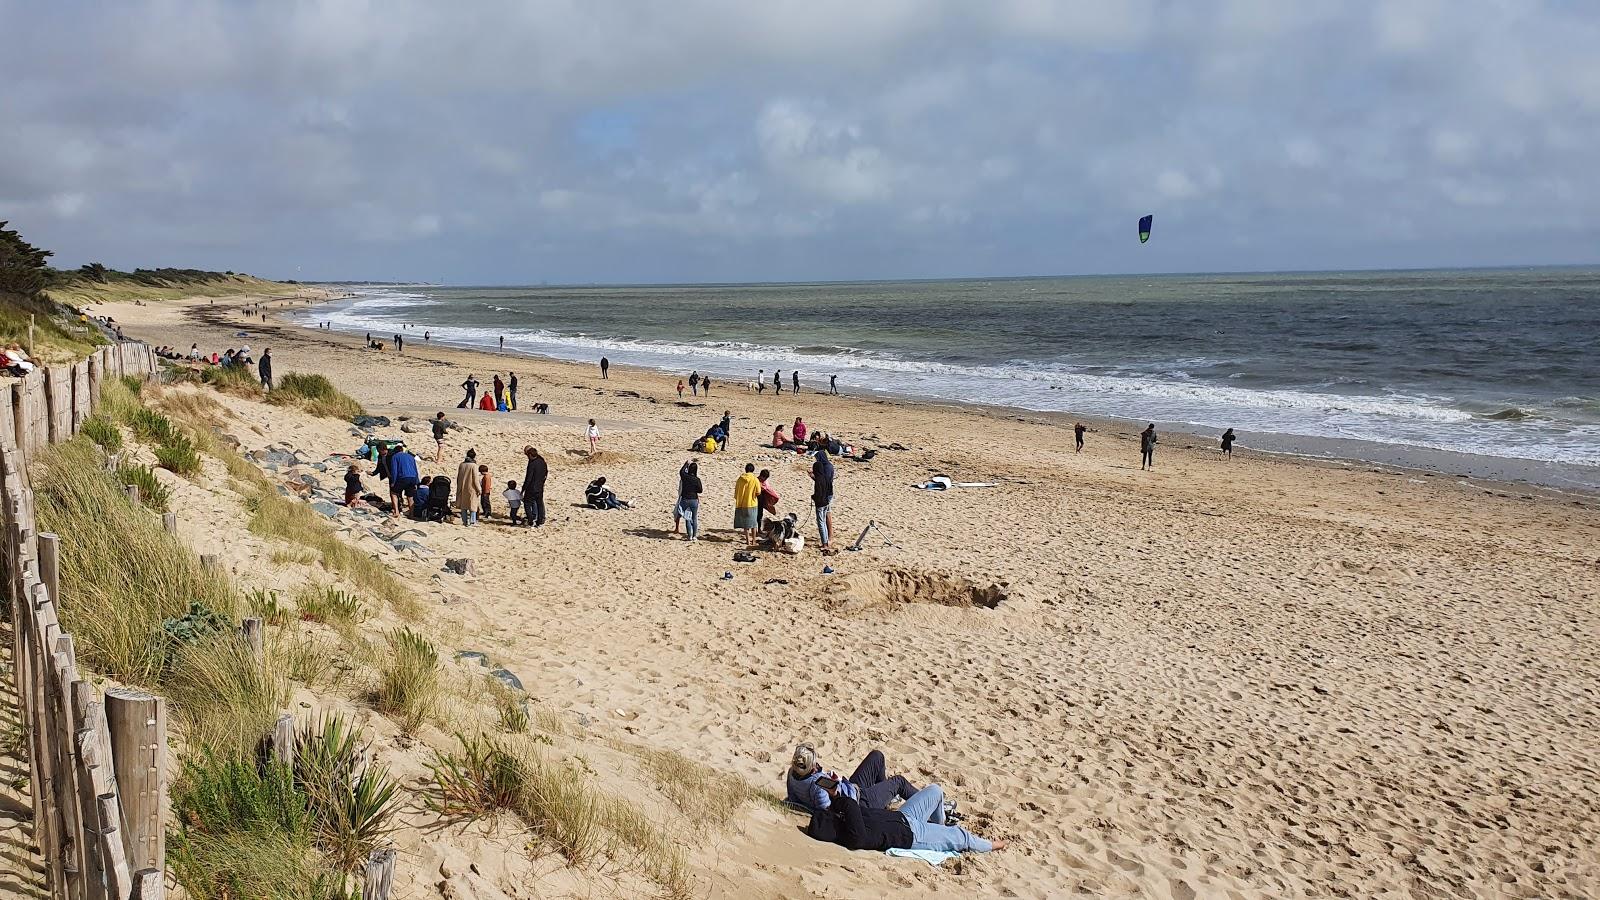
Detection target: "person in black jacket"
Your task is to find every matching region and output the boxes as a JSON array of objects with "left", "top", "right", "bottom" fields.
[
  {"left": 674, "top": 461, "right": 702, "bottom": 541},
  {"left": 258, "top": 348, "right": 273, "bottom": 389},
  {"left": 809, "top": 782, "right": 1003, "bottom": 855},
  {"left": 522, "top": 446, "right": 548, "bottom": 527}
]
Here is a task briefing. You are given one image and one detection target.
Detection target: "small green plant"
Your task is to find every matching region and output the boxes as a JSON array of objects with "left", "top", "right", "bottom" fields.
[
  {"left": 245, "top": 588, "right": 292, "bottom": 626},
  {"left": 119, "top": 374, "right": 144, "bottom": 397},
  {"left": 278, "top": 635, "right": 337, "bottom": 689},
  {"left": 115, "top": 462, "right": 171, "bottom": 512},
  {"left": 296, "top": 586, "right": 366, "bottom": 626},
  {"left": 80, "top": 415, "right": 122, "bottom": 452},
  {"left": 377, "top": 627, "right": 438, "bottom": 733},
  {"left": 161, "top": 600, "right": 230, "bottom": 649},
  {"left": 496, "top": 693, "right": 530, "bottom": 734},
  {"left": 424, "top": 733, "right": 523, "bottom": 821},
  {"left": 129, "top": 406, "right": 179, "bottom": 445},
  {"left": 155, "top": 435, "right": 202, "bottom": 476},
  {"left": 294, "top": 715, "right": 404, "bottom": 871}
]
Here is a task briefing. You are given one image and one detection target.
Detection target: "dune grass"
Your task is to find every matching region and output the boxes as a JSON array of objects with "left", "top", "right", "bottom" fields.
[
  {"left": 164, "top": 635, "right": 289, "bottom": 756},
  {"left": 246, "top": 487, "right": 421, "bottom": 619},
  {"left": 293, "top": 714, "right": 405, "bottom": 871},
  {"left": 114, "top": 461, "right": 171, "bottom": 513},
  {"left": 425, "top": 733, "right": 691, "bottom": 897},
  {"left": 376, "top": 627, "right": 439, "bottom": 733},
  {"left": 269, "top": 372, "right": 363, "bottom": 420},
  {"left": 79, "top": 415, "right": 121, "bottom": 452},
  {"left": 200, "top": 363, "right": 266, "bottom": 399}
]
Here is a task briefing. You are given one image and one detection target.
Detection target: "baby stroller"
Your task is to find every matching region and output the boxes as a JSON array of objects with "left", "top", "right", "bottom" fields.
[{"left": 424, "top": 475, "right": 452, "bottom": 522}]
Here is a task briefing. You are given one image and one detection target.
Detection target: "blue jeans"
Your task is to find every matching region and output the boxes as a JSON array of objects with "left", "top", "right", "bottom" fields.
[
  {"left": 899, "top": 785, "right": 990, "bottom": 853},
  {"left": 814, "top": 502, "right": 831, "bottom": 546},
  {"left": 460, "top": 509, "right": 477, "bottom": 526},
  {"left": 678, "top": 499, "right": 700, "bottom": 539}
]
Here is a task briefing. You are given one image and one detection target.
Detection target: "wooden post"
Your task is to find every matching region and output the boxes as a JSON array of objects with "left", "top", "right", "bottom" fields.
[
  {"left": 71, "top": 689, "right": 108, "bottom": 900},
  {"left": 25, "top": 585, "right": 64, "bottom": 895},
  {"left": 38, "top": 532, "right": 59, "bottom": 605},
  {"left": 131, "top": 869, "right": 163, "bottom": 900},
  {"left": 105, "top": 688, "right": 166, "bottom": 878},
  {"left": 125, "top": 484, "right": 140, "bottom": 508},
  {"left": 161, "top": 512, "right": 176, "bottom": 534},
  {"left": 79, "top": 698, "right": 132, "bottom": 900},
  {"left": 11, "top": 381, "right": 27, "bottom": 462},
  {"left": 362, "top": 847, "right": 396, "bottom": 900},
  {"left": 52, "top": 634, "right": 87, "bottom": 900},
  {"left": 271, "top": 713, "right": 295, "bottom": 768},
  {"left": 240, "top": 617, "right": 264, "bottom": 662},
  {"left": 200, "top": 554, "right": 219, "bottom": 572}
]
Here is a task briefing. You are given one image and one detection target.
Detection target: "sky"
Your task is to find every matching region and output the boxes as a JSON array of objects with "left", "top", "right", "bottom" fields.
[{"left": 3, "top": 0, "right": 1599, "bottom": 284}]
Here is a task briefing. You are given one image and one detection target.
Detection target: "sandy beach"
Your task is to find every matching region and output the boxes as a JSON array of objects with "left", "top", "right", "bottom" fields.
[{"left": 96, "top": 292, "right": 1600, "bottom": 899}]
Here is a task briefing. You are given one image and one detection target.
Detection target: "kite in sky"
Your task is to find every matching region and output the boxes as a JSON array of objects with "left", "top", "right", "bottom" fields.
[{"left": 1138, "top": 214, "right": 1153, "bottom": 244}]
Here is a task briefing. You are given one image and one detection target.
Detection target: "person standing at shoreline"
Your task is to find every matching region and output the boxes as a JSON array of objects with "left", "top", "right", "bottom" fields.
[
  {"left": 1221, "top": 428, "right": 1236, "bottom": 457},
  {"left": 757, "top": 369, "right": 766, "bottom": 393},
  {"left": 810, "top": 450, "right": 835, "bottom": 552},
  {"left": 508, "top": 372, "right": 518, "bottom": 410},
  {"left": 600, "top": 356, "right": 610, "bottom": 379},
  {"left": 523, "top": 446, "right": 548, "bottom": 527},
  {"left": 462, "top": 375, "right": 479, "bottom": 407},
  {"left": 1140, "top": 424, "right": 1158, "bottom": 470},
  {"left": 830, "top": 374, "right": 837, "bottom": 395},
  {"left": 499, "top": 335, "right": 505, "bottom": 351},
  {"left": 793, "top": 370, "right": 800, "bottom": 395},
  {"left": 702, "top": 376, "right": 712, "bottom": 396},
  {"left": 774, "top": 369, "right": 783, "bottom": 394},
  {"left": 396, "top": 333, "right": 404, "bottom": 352},
  {"left": 1074, "top": 422, "right": 1086, "bottom": 452}
]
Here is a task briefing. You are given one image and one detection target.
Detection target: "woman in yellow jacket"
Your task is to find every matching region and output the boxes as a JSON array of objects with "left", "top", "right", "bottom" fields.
[{"left": 733, "top": 463, "right": 762, "bottom": 548}]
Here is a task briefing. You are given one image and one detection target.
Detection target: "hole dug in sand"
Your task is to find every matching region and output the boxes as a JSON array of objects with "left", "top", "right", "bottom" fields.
[{"left": 821, "top": 565, "right": 1007, "bottom": 615}]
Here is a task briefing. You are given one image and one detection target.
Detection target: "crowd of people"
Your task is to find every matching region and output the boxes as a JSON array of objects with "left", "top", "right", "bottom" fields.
[{"left": 356, "top": 434, "right": 551, "bottom": 528}]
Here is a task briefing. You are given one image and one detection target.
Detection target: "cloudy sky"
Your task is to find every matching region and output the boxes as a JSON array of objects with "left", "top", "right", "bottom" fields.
[{"left": 3, "top": 1, "right": 1598, "bottom": 283}]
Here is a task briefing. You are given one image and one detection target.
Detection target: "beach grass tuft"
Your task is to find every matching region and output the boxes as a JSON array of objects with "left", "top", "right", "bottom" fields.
[
  {"left": 80, "top": 415, "right": 122, "bottom": 452},
  {"left": 115, "top": 461, "right": 172, "bottom": 512},
  {"left": 268, "top": 372, "right": 364, "bottom": 420},
  {"left": 376, "top": 627, "right": 439, "bottom": 733},
  {"left": 246, "top": 487, "right": 421, "bottom": 619}
]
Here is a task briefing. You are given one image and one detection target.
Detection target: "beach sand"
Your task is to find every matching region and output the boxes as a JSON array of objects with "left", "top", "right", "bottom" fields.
[{"left": 98, "top": 294, "right": 1600, "bottom": 898}]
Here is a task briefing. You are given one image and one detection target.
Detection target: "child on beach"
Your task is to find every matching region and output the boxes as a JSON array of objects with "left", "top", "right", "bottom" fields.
[
  {"left": 344, "top": 465, "right": 363, "bottom": 505},
  {"left": 587, "top": 419, "right": 600, "bottom": 454},
  {"left": 504, "top": 480, "right": 523, "bottom": 525},
  {"left": 433, "top": 412, "right": 448, "bottom": 462},
  {"left": 479, "top": 464, "right": 493, "bottom": 519},
  {"left": 677, "top": 379, "right": 685, "bottom": 398}
]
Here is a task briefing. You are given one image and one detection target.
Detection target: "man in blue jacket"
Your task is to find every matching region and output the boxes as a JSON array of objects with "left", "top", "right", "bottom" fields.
[{"left": 388, "top": 444, "right": 420, "bottom": 517}]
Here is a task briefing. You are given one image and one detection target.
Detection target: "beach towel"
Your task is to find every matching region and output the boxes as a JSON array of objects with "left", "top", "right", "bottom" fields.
[
  {"left": 912, "top": 475, "right": 999, "bottom": 491},
  {"left": 886, "top": 848, "right": 959, "bottom": 866}
]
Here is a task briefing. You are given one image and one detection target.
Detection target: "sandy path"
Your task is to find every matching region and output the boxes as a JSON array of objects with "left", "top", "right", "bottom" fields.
[{"left": 98, "top": 294, "right": 1600, "bottom": 898}]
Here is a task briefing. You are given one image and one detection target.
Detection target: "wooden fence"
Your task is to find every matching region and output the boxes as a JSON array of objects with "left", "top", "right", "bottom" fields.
[{"left": 2, "top": 342, "right": 163, "bottom": 900}]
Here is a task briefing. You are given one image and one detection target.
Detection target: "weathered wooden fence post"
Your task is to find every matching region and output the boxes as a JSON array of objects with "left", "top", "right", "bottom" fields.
[
  {"left": 162, "top": 512, "right": 176, "bottom": 534},
  {"left": 362, "top": 847, "right": 396, "bottom": 900},
  {"left": 272, "top": 713, "right": 295, "bottom": 768},
  {"left": 105, "top": 688, "right": 167, "bottom": 880}
]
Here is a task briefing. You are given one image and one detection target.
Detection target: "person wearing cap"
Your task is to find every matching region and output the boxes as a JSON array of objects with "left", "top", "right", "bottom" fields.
[{"left": 785, "top": 744, "right": 918, "bottom": 816}]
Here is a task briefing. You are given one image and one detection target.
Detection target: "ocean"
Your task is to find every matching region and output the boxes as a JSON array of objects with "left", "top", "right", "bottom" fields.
[{"left": 302, "top": 269, "right": 1600, "bottom": 490}]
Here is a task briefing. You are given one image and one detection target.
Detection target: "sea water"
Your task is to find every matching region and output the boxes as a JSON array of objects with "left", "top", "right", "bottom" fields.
[{"left": 301, "top": 268, "right": 1600, "bottom": 489}]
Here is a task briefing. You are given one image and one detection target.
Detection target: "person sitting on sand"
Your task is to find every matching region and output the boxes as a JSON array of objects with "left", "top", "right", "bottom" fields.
[
  {"left": 412, "top": 477, "right": 433, "bottom": 520},
  {"left": 786, "top": 744, "right": 918, "bottom": 815},
  {"left": 772, "top": 424, "right": 788, "bottom": 449},
  {"left": 734, "top": 463, "right": 761, "bottom": 546},
  {"left": 344, "top": 465, "right": 364, "bottom": 506},
  {"left": 793, "top": 417, "right": 808, "bottom": 445},
  {"left": 585, "top": 476, "right": 631, "bottom": 510},
  {"left": 2, "top": 345, "right": 36, "bottom": 376},
  {"left": 807, "top": 781, "right": 1002, "bottom": 855}
]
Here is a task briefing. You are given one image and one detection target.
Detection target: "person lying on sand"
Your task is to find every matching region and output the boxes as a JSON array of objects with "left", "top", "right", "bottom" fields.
[
  {"left": 585, "top": 477, "right": 631, "bottom": 510},
  {"left": 786, "top": 744, "right": 917, "bottom": 815},
  {"left": 808, "top": 782, "right": 1004, "bottom": 855}
]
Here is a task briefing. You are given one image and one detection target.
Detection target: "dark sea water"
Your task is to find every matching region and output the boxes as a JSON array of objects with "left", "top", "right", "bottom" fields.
[{"left": 304, "top": 269, "right": 1600, "bottom": 489}]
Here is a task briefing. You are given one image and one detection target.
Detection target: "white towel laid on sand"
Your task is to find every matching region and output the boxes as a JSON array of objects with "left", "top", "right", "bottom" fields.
[
  {"left": 886, "top": 848, "right": 959, "bottom": 866},
  {"left": 912, "top": 474, "right": 999, "bottom": 491}
]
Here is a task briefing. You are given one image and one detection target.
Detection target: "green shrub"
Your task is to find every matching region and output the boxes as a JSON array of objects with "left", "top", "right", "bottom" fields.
[
  {"left": 201, "top": 363, "right": 264, "bottom": 398},
  {"left": 161, "top": 600, "right": 230, "bottom": 650},
  {"left": 119, "top": 374, "right": 143, "bottom": 397},
  {"left": 424, "top": 733, "right": 523, "bottom": 821},
  {"left": 376, "top": 628, "right": 438, "bottom": 733},
  {"left": 129, "top": 406, "right": 180, "bottom": 445},
  {"left": 245, "top": 588, "right": 292, "bottom": 626},
  {"left": 80, "top": 415, "right": 122, "bottom": 452},
  {"left": 115, "top": 461, "right": 171, "bottom": 512},
  {"left": 155, "top": 435, "right": 202, "bottom": 476}
]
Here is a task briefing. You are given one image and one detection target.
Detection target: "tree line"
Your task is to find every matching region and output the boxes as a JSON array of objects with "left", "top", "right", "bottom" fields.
[{"left": 1, "top": 219, "right": 257, "bottom": 299}]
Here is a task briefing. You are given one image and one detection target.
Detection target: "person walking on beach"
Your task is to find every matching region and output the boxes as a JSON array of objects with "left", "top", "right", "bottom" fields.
[
  {"left": 676, "top": 461, "right": 702, "bottom": 541},
  {"left": 432, "top": 412, "right": 449, "bottom": 462},
  {"left": 1220, "top": 428, "right": 1236, "bottom": 457},
  {"left": 600, "top": 356, "right": 610, "bottom": 379},
  {"left": 1074, "top": 422, "right": 1086, "bottom": 452},
  {"left": 773, "top": 369, "right": 783, "bottom": 394},
  {"left": 523, "top": 446, "right": 548, "bottom": 527},
  {"left": 734, "top": 463, "right": 762, "bottom": 548},
  {"left": 395, "top": 333, "right": 404, "bottom": 352},
  {"left": 462, "top": 375, "right": 479, "bottom": 408},
  {"left": 508, "top": 372, "right": 518, "bottom": 410},
  {"left": 810, "top": 450, "right": 835, "bottom": 552},
  {"left": 792, "top": 370, "right": 800, "bottom": 395},
  {"left": 677, "top": 379, "right": 685, "bottom": 399},
  {"left": 456, "top": 450, "right": 481, "bottom": 525},
  {"left": 587, "top": 419, "right": 600, "bottom": 454},
  {"left": 757, "top": 369, "right": 766, "bottom": 394},
  {"left": 720, "top": 410, "right": 732, "bottom": 448},
  {"left": 689, "top": 372, "right": 700, "bottom": 397},
  {"left": 1140, "top": 423, "right": 1157, "bottom": 471},
  {"left": 702, "top": 376, "right": 711, "bottom": 397},
  {"left": 504, "top": 480, "right": 523, "bottom": 525},
  {"left": 499, "top": 335, "right": 505, "bottom": 351},
  {"left": 258, "top": 348, "right": 273, "bottom": 389},
  {"left": 830, "top": 374, "right": 837, "bottom": 395}
]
